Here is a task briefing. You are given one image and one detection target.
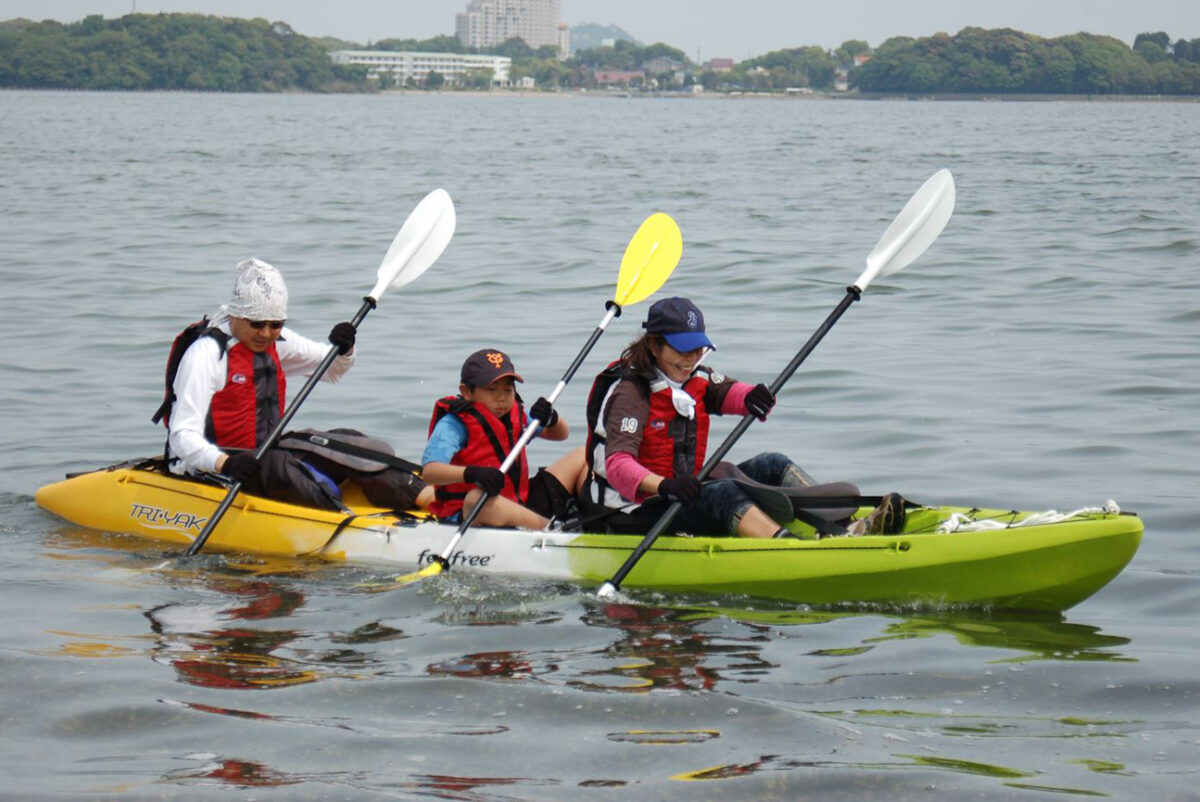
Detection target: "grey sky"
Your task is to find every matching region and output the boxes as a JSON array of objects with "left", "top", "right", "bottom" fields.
[{"left": 4, "top": 1, "right": 1197, "bottom": 58}]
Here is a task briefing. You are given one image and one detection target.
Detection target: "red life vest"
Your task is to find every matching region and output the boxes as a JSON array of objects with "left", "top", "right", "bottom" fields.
[
  {"left": 585, "top": 361, "right": 711, "bottom": 497},
  {"left": 204, "top": 341, "right": 286, "bottom": 450},
  {"left": 641, "top": 374, "right": 710, "bottom": 478},
  {"left": 426, "top": 396, "right": 530, "bottom": 519},
  {"left": 153, "top": 319, "right": 227, "bottom": 427}
]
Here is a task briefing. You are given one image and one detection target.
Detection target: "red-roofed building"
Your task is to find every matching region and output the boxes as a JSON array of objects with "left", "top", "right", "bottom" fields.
[{"left": 592, "top": 70, "right": 645, "bottom": 87}]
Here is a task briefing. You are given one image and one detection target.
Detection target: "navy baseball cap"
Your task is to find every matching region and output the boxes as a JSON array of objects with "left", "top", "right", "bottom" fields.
[
  {"left": 643, "top": 297, "right": 715, "bottom": 352},
  {"left": 461, "top": 349, "right": 524, "bottom": 387}
]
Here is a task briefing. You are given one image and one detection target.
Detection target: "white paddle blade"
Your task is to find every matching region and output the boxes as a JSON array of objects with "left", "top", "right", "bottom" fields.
[
  {"left": 368, "top": 188, "right": 456, "bottom": 302},
  {"left": 854, "top": 169, "right": 955, "bottom": 291}
]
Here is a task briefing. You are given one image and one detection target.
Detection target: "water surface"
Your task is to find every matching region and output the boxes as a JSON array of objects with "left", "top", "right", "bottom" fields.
[{"left": 1, "top": 91, "right": 1198, "bottom": 799}]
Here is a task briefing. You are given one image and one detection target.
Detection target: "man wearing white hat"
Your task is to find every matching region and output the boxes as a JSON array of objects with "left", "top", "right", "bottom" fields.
[{"left": 162, "top": 258, "right": 427, "bottom": 510}]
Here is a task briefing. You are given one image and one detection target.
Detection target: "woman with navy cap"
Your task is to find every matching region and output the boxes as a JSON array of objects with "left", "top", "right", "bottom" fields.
[{"left": 580, "top": 297, "right": 904, "bottom": 538}]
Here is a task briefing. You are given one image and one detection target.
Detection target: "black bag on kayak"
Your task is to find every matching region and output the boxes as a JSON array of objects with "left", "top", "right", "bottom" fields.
[
  {"left": 277, "top": 428, "right": 427, "bottom": 512},
  {"left": 151, "top": 317, "right": 228, "bottom": 427}
]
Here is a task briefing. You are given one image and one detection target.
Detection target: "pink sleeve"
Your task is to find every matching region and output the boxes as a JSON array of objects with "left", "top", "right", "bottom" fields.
[
  {"left": 721, "top": 381, "right": 754, "bottom": 417},
  {"left": 605, "top": 451, "right": 654, "bottom": 503}
]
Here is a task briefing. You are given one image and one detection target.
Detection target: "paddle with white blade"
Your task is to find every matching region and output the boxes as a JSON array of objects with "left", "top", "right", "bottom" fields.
[
  {"left": 392, "top": 212, "right": 684, "bottom": 585},
  {"left": 597, "top": 169, "right": 956, "bottom": 598},
  {"left": 184, "top": 188, "right": 456, "bottom": 557}
]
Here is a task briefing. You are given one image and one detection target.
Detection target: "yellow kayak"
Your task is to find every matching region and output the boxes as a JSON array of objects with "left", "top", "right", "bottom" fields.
[{"left": 36, "top": 459, "right": 1143, "bottom": 612}]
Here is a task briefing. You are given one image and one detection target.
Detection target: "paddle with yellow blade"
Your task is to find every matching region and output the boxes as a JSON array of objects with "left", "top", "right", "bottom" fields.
[
  {"left": 597, "top": 169, "right": 957, "bottom": 599},
  {"left": 184, "top": 188, "right": 457, "bottom": 557},
  {"left": 393, "top": 212, "right": 683, "bottom": 584}
]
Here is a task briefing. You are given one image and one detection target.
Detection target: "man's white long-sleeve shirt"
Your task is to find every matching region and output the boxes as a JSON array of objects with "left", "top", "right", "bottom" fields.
[{"left": 167, "top": 320, "right": 354, "bottom": 474}]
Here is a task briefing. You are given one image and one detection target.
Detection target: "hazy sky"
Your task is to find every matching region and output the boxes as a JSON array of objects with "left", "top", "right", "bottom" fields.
[{"left": 4, "top": 1, "right": 1197, "bottom": 58}]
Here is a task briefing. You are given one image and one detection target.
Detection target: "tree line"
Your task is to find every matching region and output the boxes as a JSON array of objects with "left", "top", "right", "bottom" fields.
[
  {"left": 853, "top": 28, "right": 1200, "bottom": 94},
  {"left": 0, "top": 15, "right": 369, "bottom": 91},
  {"left": 1, "top": 14, "right": 1197, "bottom": 95}
]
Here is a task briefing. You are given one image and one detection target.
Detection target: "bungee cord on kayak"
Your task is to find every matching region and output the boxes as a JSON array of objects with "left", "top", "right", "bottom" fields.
[{"left": 936, "top": 501, "right": 1122, "bottom": 533}]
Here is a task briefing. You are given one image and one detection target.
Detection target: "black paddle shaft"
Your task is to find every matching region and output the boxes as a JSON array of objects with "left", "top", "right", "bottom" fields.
[
  {"left": 184, "top": 297, "right": 376, "bottom": 557},
  {"left": 602, "top": 287, "right": 861, "bottom": 592},
  {"left": 554, "top": 301, "right": 623, "bottom": 390}
]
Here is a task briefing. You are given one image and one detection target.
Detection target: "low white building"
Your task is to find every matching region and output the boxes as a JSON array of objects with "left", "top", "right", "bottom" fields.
[{"left": 330, "top": 50, "right": 512, "bottom": 87}]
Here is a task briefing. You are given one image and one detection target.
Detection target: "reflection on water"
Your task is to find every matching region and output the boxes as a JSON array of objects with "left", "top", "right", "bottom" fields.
[
  {"left": 818, "top": 707, "right": 1137, "bottom": 741},
  {"left": 404, "top": 774, "right": 531, "bottom": 797},
  {"left": 144, "top": 580, "right": 320, "bottom": 689},
  {"left": 143, "top": 577, "right": 393, "bottom": 690},
  {"left": 331, "top": 620, "right": 405, "bottom": 644},
  {"left": 165, "top": 756, "right": 301, "bottom": 788},
  {"left": 672, "top": 754, "right": 775, "bottom": 781},
  {"left": 873, "top": 615, "right": 1133, "bottom": 664},
  {"left": 163, "top": 754, "right": 551, "bottom": 795},
  {"left": 902, "top": 754, "right": 1033, "bottom": 778},
  {"left": 427, "top": 650, "right": 536, "bottom": 680},
  {"left": 162, "top": 698, "right": 273, "bottom": 722},
  {"left": 45, "top": 524, "right": 1138, "bottom": 692},
  {"left": 608, "top": 730, "right": 720, "bottom": 745},
  {"left": 555, "top": 601, "right": 1135, "bottom": 696},
  {"left": 45, "top": 522, "right": 334, "bottom": 579},
  {"left": 671, "top": 753, "right": 1108, "bottom": 797},
  {"left": 670, "top": 605, "right": 1134, "bottom": 665},
  {"left": 41, "top": 636, "right": 143, "bottom": 659},
  {"left": 23, "top": 521, "right": 1155, "bottom": 798},
  {"left": 570, "top": 604, "right": 774, "bottom": 692}
]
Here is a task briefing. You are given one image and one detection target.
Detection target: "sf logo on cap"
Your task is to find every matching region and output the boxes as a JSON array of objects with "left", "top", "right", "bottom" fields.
[
  {"left": 487, "top": 352, "right": 505, "bottom": 368},
  {"left": 687, "top": 311, "right": 698, "bottom": 328}
]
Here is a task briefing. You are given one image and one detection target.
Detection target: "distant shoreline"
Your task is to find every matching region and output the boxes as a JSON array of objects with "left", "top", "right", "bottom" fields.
[
  {"left": 391, "top": 89, "right": 1200, "bottom": 102},
  {"left": 6, "top": 87, "right": 1198, "bottom": 102}
]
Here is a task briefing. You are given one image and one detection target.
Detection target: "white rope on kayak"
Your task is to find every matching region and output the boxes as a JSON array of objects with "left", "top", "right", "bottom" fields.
[{"left": 936, "top": 500, "right": 1121, "bottom": 533}]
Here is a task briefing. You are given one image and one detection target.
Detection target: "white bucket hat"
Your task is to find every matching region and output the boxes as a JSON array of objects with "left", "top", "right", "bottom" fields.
[{"left": 224, "top": 258, "right": 288, "bottom": 321}]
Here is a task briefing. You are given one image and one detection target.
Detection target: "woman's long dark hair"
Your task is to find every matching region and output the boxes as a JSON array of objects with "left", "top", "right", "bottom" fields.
[{"left": 619, "top": 333, "right": 662, "bottom": 373}]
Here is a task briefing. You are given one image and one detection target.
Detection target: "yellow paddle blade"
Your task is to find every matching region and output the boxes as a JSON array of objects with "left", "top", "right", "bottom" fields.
[
  {"left": 352, "top": 564, "right": 440, "bottom": 593},
  {"left": 351, "top": 562, "right": 443, "bottom": 593},
  {"left": 391, "top": 561, "right": 445, "bottom": 586},
  {"left": 614, "top": 212, "right": 682, "bottom": 307}
]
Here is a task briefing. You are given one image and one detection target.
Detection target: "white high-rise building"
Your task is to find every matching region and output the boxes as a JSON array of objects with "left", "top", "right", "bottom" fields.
[{"left": 456, "top": 0, "right": 562, "bottom": 51}]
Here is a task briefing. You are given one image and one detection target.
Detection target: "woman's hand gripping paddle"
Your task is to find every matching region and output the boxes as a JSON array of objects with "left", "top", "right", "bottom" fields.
[
  {"left": 391, "top": 212, "right": 683, "bottom": 585},
  {"left": 596, "top": 169, "right": 956, "bottom": 598},
  {"left": 183, "top": 188, "right": 456, "bottom": 557}
]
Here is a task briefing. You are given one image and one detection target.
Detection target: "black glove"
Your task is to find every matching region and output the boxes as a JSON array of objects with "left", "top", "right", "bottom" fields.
[
  {"left": 328, "top": 321, "right": 356, "bottom": 355},
  {"left": 463, "top": 465, "right": 506, "bottom": 496},
  {"left": 745, "top": 383, "right": 776, "bottom": 421},
  {"left": 657, "top": 475, "right": 702, "bottom": 504},
  {"left": 222, "top": 452, "right": 261, "bottom": 485},
  {"left": 529, "top": 396, "right": 559, "bottom": 428}
]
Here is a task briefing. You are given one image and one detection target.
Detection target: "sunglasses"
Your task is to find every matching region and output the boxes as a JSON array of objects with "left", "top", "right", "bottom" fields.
[{"left": 247, "top": 320, "right": 285, "bottom": 330}]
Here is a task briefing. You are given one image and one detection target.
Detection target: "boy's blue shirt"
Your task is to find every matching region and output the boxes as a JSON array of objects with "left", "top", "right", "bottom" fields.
[{"left": 420, "top": 405, "right": 536, "bottom": 466}]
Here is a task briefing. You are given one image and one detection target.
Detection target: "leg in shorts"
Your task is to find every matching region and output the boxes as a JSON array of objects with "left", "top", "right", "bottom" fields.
[{"left": 524, "top": 468, "right": 576, "bottom": 521}]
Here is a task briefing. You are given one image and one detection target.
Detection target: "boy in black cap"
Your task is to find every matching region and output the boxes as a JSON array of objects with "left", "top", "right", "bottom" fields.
[{"left": 421, "top": 348, "right": 586, "bottom": 529}]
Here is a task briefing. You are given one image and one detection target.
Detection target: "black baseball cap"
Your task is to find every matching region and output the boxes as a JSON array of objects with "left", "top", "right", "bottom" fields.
[
  {"left": 642, "top": 296, "right": 716, "bottom": 352},
  {"left": 460, "top": 348, "right": 524, "bottom": 387}
]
